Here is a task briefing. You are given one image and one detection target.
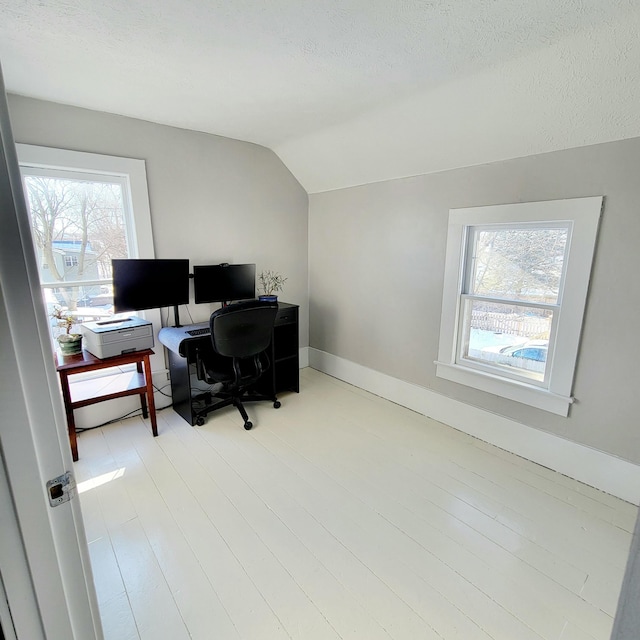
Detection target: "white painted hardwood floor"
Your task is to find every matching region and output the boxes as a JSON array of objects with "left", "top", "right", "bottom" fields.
[{"left": 74, "top": 367, "right": 636, "bottom": 640}]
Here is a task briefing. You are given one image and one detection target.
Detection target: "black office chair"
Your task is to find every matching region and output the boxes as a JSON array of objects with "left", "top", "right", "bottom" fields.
[{"left": 193, "top": 299, "right": 280, "bottom": 430}]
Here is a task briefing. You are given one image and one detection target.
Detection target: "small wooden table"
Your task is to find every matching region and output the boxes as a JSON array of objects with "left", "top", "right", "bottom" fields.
[{"left": 55, "top": 349, "right": 158, "bottom": 461}]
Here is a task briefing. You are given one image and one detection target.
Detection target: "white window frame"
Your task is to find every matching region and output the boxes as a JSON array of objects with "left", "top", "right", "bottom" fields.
[
  {"left": 16, "top": 144, "right": 165, "bottom": 374},
  {"left": 435, "top": 197, "right": 602, "bottom": 416}
]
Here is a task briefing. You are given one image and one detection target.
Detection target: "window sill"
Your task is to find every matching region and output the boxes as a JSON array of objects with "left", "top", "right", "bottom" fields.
[{"left": 434, "top": 361, "right": 572, "bottom": 416}]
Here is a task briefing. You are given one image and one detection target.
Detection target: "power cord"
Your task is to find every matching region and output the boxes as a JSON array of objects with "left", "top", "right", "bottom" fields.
[
  {"left": 153, "top": 381, "right": 173, "bottom": 398},
  {"left": 74, "top": 383, "right": 173, "bottom": 433}
]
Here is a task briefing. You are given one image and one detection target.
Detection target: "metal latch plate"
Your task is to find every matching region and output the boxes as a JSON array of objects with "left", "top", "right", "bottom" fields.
[{"left": 46, "top": 471, "right": 76, "bottom": 507}]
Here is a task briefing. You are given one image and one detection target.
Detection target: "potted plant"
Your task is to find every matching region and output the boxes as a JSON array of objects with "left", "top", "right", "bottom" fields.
[
  {"left": 51, "top": 305, "right": 83, "bottom": 355},
  {"left": 258, "top": 270, "right": 287, "bottom": 302}
]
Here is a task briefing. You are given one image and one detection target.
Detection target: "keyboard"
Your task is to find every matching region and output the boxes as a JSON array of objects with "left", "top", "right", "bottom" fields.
[{"left": 186, "top": 327, "right": 210, "bottom": 337}]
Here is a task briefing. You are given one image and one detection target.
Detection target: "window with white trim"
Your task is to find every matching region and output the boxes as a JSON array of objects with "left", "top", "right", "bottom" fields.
[
  {"left": 22, "top": 168, "right": 132, "bottom": 331},
  {"left": 17, "top": 144, "right": 164, "bottom": 373},
  {"left": 436, "top": 197, "right": 602, "bottom": 416}
]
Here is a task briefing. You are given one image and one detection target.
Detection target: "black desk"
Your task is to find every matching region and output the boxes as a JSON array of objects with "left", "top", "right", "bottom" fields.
[{"left": 159, "top": 302, "right": 299, "bottom": 426}]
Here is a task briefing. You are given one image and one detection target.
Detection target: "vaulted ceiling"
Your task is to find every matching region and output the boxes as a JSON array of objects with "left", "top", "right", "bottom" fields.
[{"left": 1, "top": 0, "right": 639, "bottom": 192}]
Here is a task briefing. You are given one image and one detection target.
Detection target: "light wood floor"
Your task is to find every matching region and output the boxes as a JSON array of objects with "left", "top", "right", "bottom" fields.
[{"left": 75, "top": 368, "right": 636, "bottom": 640}]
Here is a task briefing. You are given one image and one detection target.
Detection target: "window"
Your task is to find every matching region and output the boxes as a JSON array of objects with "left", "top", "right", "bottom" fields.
[
  {"left": 21, "top": 168, "right": 132, "bottom": 334},
  {"left": 436, "top": 197, "right": 602, "bottom": 416},
  {"left": 17, "top": 145, "right": 163, "bottom": 372}
]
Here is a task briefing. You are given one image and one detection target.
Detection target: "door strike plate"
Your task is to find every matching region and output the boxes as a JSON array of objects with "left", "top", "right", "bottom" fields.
[{"left": 46, "top": 471, "right": 76, "bottom": 507}]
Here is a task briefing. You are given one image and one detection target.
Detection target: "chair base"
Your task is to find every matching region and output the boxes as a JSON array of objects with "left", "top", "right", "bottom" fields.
[{"left": 193, "top": 389, "right": 280, "bottom": 430}]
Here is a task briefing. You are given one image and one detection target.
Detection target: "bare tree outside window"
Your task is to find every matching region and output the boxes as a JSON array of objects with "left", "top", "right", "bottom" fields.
[
  {"left": 23, "top": 176, "right": 128, "bottom": 314},
  {"left": 471, "top": 227, "right": 567, "bottom": 304}
]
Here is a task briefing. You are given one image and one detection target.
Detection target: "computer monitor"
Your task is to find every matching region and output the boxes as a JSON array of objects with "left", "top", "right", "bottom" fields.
[
  {"left": 112, "top": 258, "right": 190, "bottom": 313},
  {"left": 193, "top": 263, "right": 256, "bottom": 304}
]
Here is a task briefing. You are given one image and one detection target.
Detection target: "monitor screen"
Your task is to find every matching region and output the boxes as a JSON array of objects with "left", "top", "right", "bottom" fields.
[
  {"left": 112, "top": 259, "right": 190, "bottom": 312},
  {"left": 193, "top": 263, "right": 256, "bottom": 303}
]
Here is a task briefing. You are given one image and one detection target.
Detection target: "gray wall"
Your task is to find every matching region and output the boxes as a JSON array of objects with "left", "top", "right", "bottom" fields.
[
  {"left": 7, "top": 95, "right": 310, "bottom": 342},
  {"left": 309, "top": 138, "right": 640, "bottom": 463}
]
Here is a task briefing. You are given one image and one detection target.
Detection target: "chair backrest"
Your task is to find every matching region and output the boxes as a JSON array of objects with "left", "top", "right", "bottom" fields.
[{"left": 209, "top": 299, "right": 278, "bottom": 359}]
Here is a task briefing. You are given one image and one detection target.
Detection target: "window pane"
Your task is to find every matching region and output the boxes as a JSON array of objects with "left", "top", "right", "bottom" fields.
[
  {"left": 44, "top": 285, "right": 114, "bottom": 338},
  {"left": 24, "top": 176, "right": 127, "bottom": 308},
  {"left": 469, "top": 226, "right": 568, "bottom": 304},
  {"left": 461, "top": 299, "right": 552, "bottom": 381}
]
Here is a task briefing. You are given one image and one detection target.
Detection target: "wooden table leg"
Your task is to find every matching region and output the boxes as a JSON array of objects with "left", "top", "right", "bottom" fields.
[
  {"left": 142, "top": 354, "right": 158, "bottom": 437},
  {"left": 59, "top": 371, "right": 78, "bottom": 462}
]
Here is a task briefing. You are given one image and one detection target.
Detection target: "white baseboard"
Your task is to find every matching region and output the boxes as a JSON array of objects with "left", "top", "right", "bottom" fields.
[
  {"left": 308, "top": 348, "right": 640, "bottom": 505},
  {"left": 299, "top": 346, "right": 309, "bottom": 369}
]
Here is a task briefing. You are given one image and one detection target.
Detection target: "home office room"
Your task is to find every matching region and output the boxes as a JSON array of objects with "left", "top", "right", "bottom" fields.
[{"left": 1, "top": 2, "right": 640, "bottom": 640}]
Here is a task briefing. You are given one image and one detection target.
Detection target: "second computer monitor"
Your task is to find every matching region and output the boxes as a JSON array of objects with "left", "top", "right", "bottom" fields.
[{"left": 193, "top": 263, "right": 256, "bottom": 304}]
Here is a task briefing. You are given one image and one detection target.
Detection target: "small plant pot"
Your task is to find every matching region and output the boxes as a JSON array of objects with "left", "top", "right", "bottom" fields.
[
  {"left": 258, "top": 295, "right": 278, "bottom": 302},
  {"left": 58, "top": 334, "right": 83, "bottom": 355}
]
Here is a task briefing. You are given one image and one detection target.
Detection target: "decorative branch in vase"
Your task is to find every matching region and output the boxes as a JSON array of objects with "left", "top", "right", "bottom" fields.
[{"left": 258, "top": 270, "right": 287, "bottom": 302}]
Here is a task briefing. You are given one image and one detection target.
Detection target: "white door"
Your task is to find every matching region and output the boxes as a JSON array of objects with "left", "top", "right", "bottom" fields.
[{"left": 0, "top": 64, "right": 102, "bottom": 639}]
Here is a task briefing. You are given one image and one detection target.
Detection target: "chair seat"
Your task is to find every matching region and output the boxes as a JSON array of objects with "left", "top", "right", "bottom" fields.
[{"left": 203, "top": 355, "right": 264, "bottom": 387}]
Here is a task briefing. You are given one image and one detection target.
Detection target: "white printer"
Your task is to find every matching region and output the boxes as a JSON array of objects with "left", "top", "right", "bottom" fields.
[{"left": 81, "top": 316, "right": 154, "bottom": 359}]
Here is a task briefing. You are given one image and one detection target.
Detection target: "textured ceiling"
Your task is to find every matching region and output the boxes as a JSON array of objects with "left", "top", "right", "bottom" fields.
[{"left": 1, "top": 0, "right": 639, "bottom": 192}]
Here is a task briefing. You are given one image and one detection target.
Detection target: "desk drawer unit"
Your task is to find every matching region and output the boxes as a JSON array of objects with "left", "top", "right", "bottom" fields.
[
  {"left": 252, "top": 301, "right": 299, "bottom": 398},
  {"left": 271, "top": 302, "right": 299, "bottom": 393}
]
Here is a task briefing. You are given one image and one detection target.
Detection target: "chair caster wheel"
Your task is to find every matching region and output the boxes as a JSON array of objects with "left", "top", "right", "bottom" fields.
[
  {"left": 273, "top": 401, "right": 281, "bottom": 409},
  {"left": 244, "top": 421, "right": 253, "bottom": 430},
  {"left": 195, "top": 416, "right": 205, "bottom": 426}
]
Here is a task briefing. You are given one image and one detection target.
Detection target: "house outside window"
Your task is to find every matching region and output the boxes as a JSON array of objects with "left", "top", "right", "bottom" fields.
[
  {"left": 63, "top": 254, "right": 80, "bottom": 268},
  {"left": 436, "top": 197, "right": 602, "bottom": 416}
]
